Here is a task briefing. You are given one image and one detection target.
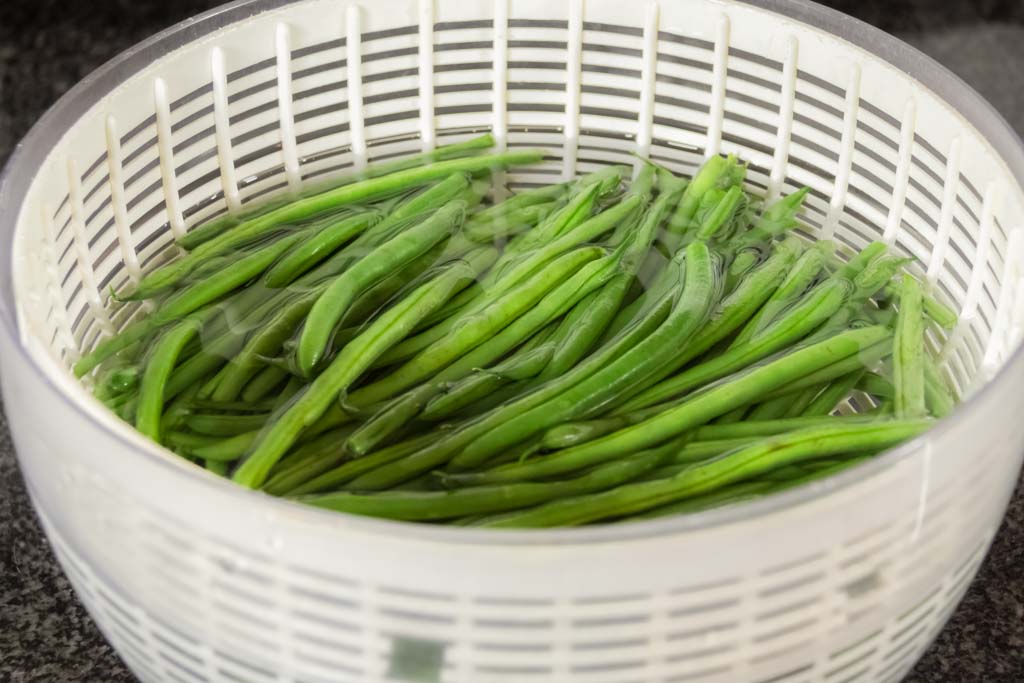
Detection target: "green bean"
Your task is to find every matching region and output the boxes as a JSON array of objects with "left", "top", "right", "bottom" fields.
[
  {"left": 712, "top": 406, "right": 748, "bottom": 424},
  {"left": 345, "top": 383, "right": 437, "bottom": 456},
  {"left": 924, "top": 360, "right": 955, "bottom": 418},
  {"left": 135, "top": 318, "right": 203, "bottom": 441},
  {"left": 760, "top": 336, "right": 892, "bottom": 399},
  {"left": 286, "top": 433, "right": 437, "bottom": 496},
  {"left": 159, "top": 384, "right": 199, "bottom": 437},
  {"left": 263, "top": 212, "right": 380, "bottom": 287},
  {"left": 632, "top": 481, "right": 774, "bottom": 519},
  {"left": 802, "top": 370, "right": 865, "bottom": 416},
  {"left": 77, "top": 229, "right": 306, "bottom": 379},
  {"left": 692, "top": 413, "right": 881, "bottom": 441},
  {"left": 205, "top": 460, "right": 230, "bottom": 476},
  {"left": 177, "top": 134, "right": 497, "bottom": 250},
  {"left": 609, "top": 237, "right": 800, "bottom": 401},
  {"left": 126, "top": 150, "right": 541, "bottom": 299},
  {"left": 185, "top": 412, "right": 270, "bottom": 436},
  {"left": 419, "top": 326, "right": 559, "bottom": 421},
  {"left": 730, "top": 241, "right": 831, "bottom": 347},
  {"left": 349, "top": 248, "right": 617, "bottom": 433},
  {"left": 191, "top": 431, "right": 260, "bottom": 462},
  {"left": 465, "top": 203, "right": 556, "bottom": 242},
  {"left": 722, "top": 248, "right": 760, "bottom": 294},
  {"left": 477, "top": 418, "right": 930, "bottom": 527},
  {"left": 540, "top": 274, "right": 632, "bottom": 380},
  {"left": 95, "top": 366, "right": 139, "bottom": 401},
  {"left": 240, "top": 365, "right": 290, "bottom": 402},
  {"left": 232, "top": 248, "right": 498, "bottom": 488},
  {"left": 371, "top": 194, "right": 637, "bottom": 369},
  {"left": 165, "top": 431, "right": 220, "bottom": 451},
  {"left": 448, "top": 325, "right": 891, "bottom": 486},
  {"left": 746, "top": 393, "right": 802, "bottom": 421},
  {"left": 346, "top": 246, "right": 607, "bottom": 407},
  {"left": 538, "top": 186, "right": 673, "bottom": 379},
  {"left": 262, "top": 427, "right": 356, "bottom": 496},
  {"left": 598, "top": 249, "right": 685, "bottom": 345},
  {"left": 856, "top": 371, "right": 895, "bottom": 399},
  {"left": 471, "top": 182, "right": 570, "bottom": 223},
  {"left": 883, "top": 280, "right": 958, "bottom": 330},
  {"left": 697, "top": 184, "right": 745, "bottom": 241},
  {"left": 618, "top": 275, "right": 851, "bottom": 414},
  {"left": 301, "top": 442, "right": 674, "bottom": 521},
  {"left": 296, "top": 201, "right": 468, "bottom": 376},
  {"left": 453, "top": 239, "right": 717, "bottom": 469},
  {"left": 732, "top": 187, "right": 809, "bottom": 248},
  {"left": 893, "top": 274, "right": 926, "bottom": 418},
  {"left": 667, "top": 155, "right": 742, "bottom": 234},
  {"left": 503, "top": 180, "right": 604, "bottom": 256},
  {"left": 346, "top": 288, "right": 679, "bottom": 490}
]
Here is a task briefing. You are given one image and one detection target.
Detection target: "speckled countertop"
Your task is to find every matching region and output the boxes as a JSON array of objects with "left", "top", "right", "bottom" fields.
[{"left": 2, "top": 1, "right": 1024, "bottom": 681}]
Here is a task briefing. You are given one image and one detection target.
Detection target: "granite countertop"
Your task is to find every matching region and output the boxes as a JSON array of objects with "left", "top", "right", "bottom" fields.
[{"left": 2, "top": 1, "right": 1023, "bottom": 681}]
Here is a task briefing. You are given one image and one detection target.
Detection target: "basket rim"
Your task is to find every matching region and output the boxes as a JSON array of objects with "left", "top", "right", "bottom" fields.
[{"left": 2, "top": 0, "right": 1023, "bottom": 546}]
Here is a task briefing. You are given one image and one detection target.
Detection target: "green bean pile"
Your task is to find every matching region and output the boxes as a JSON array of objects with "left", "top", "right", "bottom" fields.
[{"left": 82, "top": 134, "right": 959, "bottom": 527}]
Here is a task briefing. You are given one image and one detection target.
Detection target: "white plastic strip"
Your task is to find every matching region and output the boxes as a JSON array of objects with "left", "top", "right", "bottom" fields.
[
  {"left": 766, "top": 36, "right": 797, "bottom": 203},
  {"left": 704, "top": 13, "right": 730, "bottom": 158},
  {"left": 960, "top": 182, "right": 999, "bottom": 321},
  {"left": 346, "top": 6, "right": 368, "bottom": 172},
  {"left": 822, "top": 63, "right": 861, "bottom": 240},
  {"left": 883, "top": 98, "right": 916, "bottom": 245},
  {"left": 67, "top": 158, "right": 114, "bottom": 335},
  {"left": 418, "top": 0, "right": 436, "bottom": 152},
  {"left": 275, "top": 23, "right": 303, "bottom": 195},
  {"left": 983, "top": 227, "right": 1024, "bottom": 373},
  {"left": 925, "top": 137, "right": 961, "bottom": 283},
  {"left": 561, "top": 0, "right": 584, "bottom": 181},
  {"left": 492, "top": 0, "right": 510, "bottom": 200},
  {"left": 153, "top": 78, "right": 187, "bottom": 241},
  {"left": 1008, "top": 234, "right": 1024, "bottom": 355},
  {"left": 633, "top": 2, "right": 659, "bottom": 175},
  {"left": 210, "top": 47, "right": 242, "bottom": 213},
  {"left": 492, "top": 0, "right": 509, "bottom": 152},
  {"left": 947, "top": 182, "right": 999, "bottom": 372},
  {"left": 40, "top": 203, "right": 80, "bottom": 361},
  {"left": 104, "top": 115, "right": 142, "bottom": 283}
]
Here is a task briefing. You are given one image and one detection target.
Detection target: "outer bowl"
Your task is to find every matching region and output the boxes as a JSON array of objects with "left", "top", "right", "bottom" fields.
[{"left": 3, "top": 0, "right": 1024, "bottom": 681}]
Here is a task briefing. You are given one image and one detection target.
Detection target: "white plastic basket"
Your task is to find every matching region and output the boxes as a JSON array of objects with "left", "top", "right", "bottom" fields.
[{"left": 3, "top": 0, "right": 1024, "bottom": 681}]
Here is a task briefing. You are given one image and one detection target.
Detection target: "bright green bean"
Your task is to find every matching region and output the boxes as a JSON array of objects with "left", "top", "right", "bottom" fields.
[
  {"left": 477, "top": 418, "right": 930, "bottom": 527},
  {"left": 232, "top": 248, "right": 497, "bottom": 488},
  {"left": 448, "top": 325, "right": 891, "bottom": 486},
  {"left": 263, "top": 212, "right": 380, "bottom": 287},
  {"left": 301, "top": 442, "right": 674, "bottom": 521},
  {"left": 893, "top": 274, "right": 926, "bottom": 417},
  {"left": 297, "top": 200, "right": 468, "bottom": 376},
  {"left": 135, "top": 318, "right": 203, "bottom": 441},
  {"left": 454, "top": 239, "right": 716, "bottom": 468},
  {"left": 126, "top": 150, "right": 541, "bottom": 299}
]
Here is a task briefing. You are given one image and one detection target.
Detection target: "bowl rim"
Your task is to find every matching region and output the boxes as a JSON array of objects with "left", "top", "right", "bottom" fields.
[{"left": 2, "top": 0, "right": 1024, "bottom": 547}]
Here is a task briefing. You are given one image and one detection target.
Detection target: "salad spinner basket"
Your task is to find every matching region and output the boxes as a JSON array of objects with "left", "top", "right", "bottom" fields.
[{"left": 3, "top": 0, "right": 1024, "bottom": 681}]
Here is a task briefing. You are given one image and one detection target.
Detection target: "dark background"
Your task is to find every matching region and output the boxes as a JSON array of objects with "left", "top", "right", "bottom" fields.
[{"left": 2, "top": 0, "right": 1023, "bottom": 681}]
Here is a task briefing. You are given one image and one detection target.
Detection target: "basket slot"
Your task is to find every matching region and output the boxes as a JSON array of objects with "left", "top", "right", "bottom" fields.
[
  {"left": 66, "top": 158, "right": 114, "bottom": 339},
  {"left": 154, "top": 78, "right": 187, "bottom": 241},
  {"left": 275, "top": 23, "right": 304, "bottom": 196},
  {"left": 344, "top": 7, "right": 368, "bottom": 173},
  {"left": 211, "top": 48, "right": 243, "bottom": 214},
  {"left": 633, "top": 2, "right": 659, "bottom": 172},
  {"left": 104, "top": 115, "right": 144, "bottom": 284},
  {"left": 705, "top": 13, "right": 729, "bottom": 160},
  {"left": 822, "top": 64, "right": 861, "bottom": 240},
  {"left": 562, "top": 0, "right": 583, "bottom": 180},
  {"left": 418, "top": 0, "right": 437, "bottom": 151}
]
